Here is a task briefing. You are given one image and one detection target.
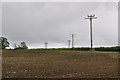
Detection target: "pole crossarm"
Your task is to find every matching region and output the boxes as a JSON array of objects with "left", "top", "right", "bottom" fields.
[{"left": 85, "top": 17, "right": 97, "bottom": 19}]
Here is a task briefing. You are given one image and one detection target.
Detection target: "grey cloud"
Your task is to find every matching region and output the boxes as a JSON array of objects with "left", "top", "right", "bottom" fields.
[
  {"left": 2, "top": 2, "right": 118, "bottom": 48},
  {"left": 118, "top": 2, "right": 120, "bottom": 46},
  {"left": 0, "top": 2, "right": 2, "bottom": 36}
]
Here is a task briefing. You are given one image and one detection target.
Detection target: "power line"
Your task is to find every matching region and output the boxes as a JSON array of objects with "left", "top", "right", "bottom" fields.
[{"left": 85, "top": 14, "right": 97, "bottom": 50}]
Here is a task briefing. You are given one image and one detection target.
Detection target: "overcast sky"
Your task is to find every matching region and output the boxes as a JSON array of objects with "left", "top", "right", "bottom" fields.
[{"left": 1, "top": 2, "right": 118, "bottom": 48}]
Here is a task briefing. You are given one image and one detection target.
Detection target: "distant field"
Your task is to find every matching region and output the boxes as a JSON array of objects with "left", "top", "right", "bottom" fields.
[{"left": 2, "top": 50, "right": 119, "bottom": 78}]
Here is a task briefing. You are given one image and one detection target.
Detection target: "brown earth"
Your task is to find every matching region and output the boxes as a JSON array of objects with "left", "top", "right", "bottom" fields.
[{"left": 2, "top": 50, "right": 119, "bottom": 78}]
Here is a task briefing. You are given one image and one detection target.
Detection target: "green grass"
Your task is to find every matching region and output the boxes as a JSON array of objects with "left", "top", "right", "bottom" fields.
[{"left": 2, "top": 50, "right": 119, "bottom": 78}]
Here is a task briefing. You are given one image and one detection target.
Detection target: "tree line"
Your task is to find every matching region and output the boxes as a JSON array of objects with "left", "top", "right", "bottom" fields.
[
  {"left": 0, "top": 37, "right": 28, "bottom": 49},
  {"left": 0, "top": 36, "right": 120, "bottom": 51}
]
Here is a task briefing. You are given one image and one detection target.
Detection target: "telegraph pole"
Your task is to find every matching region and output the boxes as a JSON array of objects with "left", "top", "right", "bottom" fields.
[
  {"left": 44, "top": 42, "right": 48, "bottom": 49},
  {"left": 71, "top": 34, "right": 75, "bottom": 48},
  {"left": 85, "top": 14, "right": 97, "bottom": 50},
  {"left": 68, "top": 40, "right": 71, "bottom": 48}
]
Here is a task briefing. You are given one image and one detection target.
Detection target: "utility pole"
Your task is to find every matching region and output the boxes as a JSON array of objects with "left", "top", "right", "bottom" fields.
[
  {"left": 14, "top": 43, "right": 17, "bottom": 49},
  {"left": 44, "top": 42, "right": 48, "bottom": 49},
  {"left": 71, "top": 34, "right": 75, "bottom": 48},
  {"left": 85, "top": 14, "right": 97, "bottom": 50},
  {"left": 68, "top": 40, "right": 71, "bottom": 48}
]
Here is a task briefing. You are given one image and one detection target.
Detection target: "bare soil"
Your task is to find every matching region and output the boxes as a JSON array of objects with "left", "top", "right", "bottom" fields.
[{"left": 2, "top": 50, "right": 119, "bottom": 78}]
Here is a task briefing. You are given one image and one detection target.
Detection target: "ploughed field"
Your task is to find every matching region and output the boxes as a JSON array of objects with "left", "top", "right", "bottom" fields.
[{"left": 2, "top": 50, "right": 119, "bottom": 78}]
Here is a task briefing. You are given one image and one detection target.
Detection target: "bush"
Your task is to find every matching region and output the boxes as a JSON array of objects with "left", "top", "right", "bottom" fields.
[{"left": 94, "top": 46, "right": 120, "bottom": 51}]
